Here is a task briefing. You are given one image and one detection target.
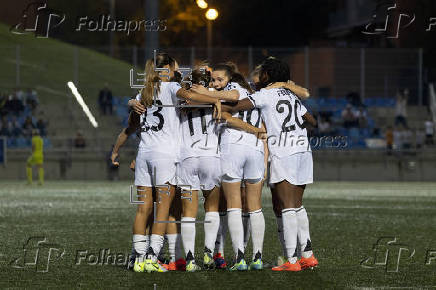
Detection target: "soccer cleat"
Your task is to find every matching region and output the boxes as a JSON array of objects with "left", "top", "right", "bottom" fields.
[
  {"left": 186, "top": 260, "right": 201, "bottom": 272},
  {"left": 299, "top": 255, "right": 318, "bottom": 269},
  {"left": 229, "top": 259, "right": 248, "bottom": 271},
  {"left": 272, "top": 261, "right": 302, "bottom": 272},
  {"left": 249, "top": 252, "right": 263, "bottom": 270},
  {"left": 249, "top": 259, "right": 263, "bottom": 270},
  {"left": 145, "top": 258, "right": 168, "bottom": 272},
  {"left": 203, "top": 248, "right": 214, "bottom": 270},
  {"left": 133, "top": 256, "right": 145, "bottom": 272},
  {"left": 229, "top": 250, "right": 248, "bottom": 271},
  {"left": 213, "top": 253, "right": 227, "bottom": 269}
]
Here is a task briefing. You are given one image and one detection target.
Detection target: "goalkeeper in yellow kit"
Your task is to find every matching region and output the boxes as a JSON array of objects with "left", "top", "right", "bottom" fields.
[{"left": 26, "top": 129, "right": 44, "bottom": 185}]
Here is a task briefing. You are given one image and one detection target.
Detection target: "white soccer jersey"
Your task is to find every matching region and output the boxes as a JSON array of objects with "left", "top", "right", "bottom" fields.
[
  {"left": 248, "top": 88, "right": 310, "bottom": 157},
  {"left": 220, "top": 82, "right": 264, "bottom": 152},
  {"left": 136, "top": 82, "right": 181, "bottom": 156},
  {"left": 179, "top": 105, "right": 220, "bottom": 160}
]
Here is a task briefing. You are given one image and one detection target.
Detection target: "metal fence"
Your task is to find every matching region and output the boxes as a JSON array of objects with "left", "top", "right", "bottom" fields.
[{"left": 0, "top": 45, "right": 425, "bottom": 105}]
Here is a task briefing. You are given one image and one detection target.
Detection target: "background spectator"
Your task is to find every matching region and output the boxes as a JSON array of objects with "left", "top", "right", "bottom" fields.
[
  {"left": 395, "top": 89, "right": 408, "bottom": 128},
  {"left": 356, "top": 106, "right": 368, "bottom": 129},
  {"left": 25, "top": 88, "right": 39, "bottom": 110},
  {"left": 10, "top": 116, "right": 22, "bottom": 137},
  {"left": 318, "top": 116, "right": 333, "bottom": 136},
  {"left": 6, "top": 94, "right": 24, "bottom": 116},
  {"left": 36, "top": 118, "right": 47, "bottom": 137},
  {"left": 22, "top": 116, "right": 35, "bottom": 138},
  {"left": 74, "top": 131, "right": 86, "bottom": 148},
  {"left": 342, "top": 104, "right": 357, "bottom": 128},
  {"left": 98, "top": 83, "right": 113, "bottom": 115}
]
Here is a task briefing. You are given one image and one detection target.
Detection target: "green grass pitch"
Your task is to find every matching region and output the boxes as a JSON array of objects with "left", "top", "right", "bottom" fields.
[{"left": 0, "top": 181, "right": 435, "bottom": 289}]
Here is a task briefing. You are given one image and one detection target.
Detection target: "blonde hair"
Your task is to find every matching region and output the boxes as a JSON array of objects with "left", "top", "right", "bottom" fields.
[
  {"left": 140, "top": 53, "right": 176, "bottom": 107},
  {"left": 140, "top": 59, "right": 160, "bottom": 107}
]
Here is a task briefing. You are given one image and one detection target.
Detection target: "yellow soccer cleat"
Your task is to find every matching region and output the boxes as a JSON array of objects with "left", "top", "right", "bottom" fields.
[
  {"left": 133, "top": 257, "right": 145, "bottom": 273},
  {"left": 145, "top": 258, "right": 168, "bottom": 273},
  {"left": 186, "top": 260, "right": 201, "bottom": 272}
]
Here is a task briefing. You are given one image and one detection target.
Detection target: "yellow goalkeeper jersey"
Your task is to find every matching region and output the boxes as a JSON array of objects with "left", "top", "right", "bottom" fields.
[{"left": 32, "top": 136, "right": 44, "bottom": 156}]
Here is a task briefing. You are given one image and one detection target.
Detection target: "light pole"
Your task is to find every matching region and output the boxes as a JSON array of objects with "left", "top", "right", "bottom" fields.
[{"left": 205, "top": 8, "right": 218, "bottom": 61}]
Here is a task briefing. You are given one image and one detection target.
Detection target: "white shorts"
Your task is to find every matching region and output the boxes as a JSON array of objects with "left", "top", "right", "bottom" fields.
[
  {"left": 270, "top": 151, "right": 313, "bottom": 186},
  {"left": 220, "top": 144, "right": 264, "bottom": 183},
  {"left": 134, "top": 151, "right": 177, "bottom": 187},
  {"left": 177, "top": 156, "right": 221, "bottom": 191}
]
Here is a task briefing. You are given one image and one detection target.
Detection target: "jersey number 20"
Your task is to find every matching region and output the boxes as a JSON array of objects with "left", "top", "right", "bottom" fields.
[{"left": 276, "top": 99, "right": 304, "bottom": 132}]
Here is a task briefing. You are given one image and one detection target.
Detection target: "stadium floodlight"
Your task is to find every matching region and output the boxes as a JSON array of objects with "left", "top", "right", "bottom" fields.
[
  {"left": 196, "top": 0, "right": 208, "bottom": 9},
  {"left": 205, "top": 8, "right": 218, "bottom": 20},
  {"left": 67, "top": 81, "right": 99, "bottom": 128}
]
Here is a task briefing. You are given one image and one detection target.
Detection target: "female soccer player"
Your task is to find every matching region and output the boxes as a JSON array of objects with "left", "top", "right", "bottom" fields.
[
  {"left": 26, "top": 129, "right": 44, "bottom": 185},
  {"left": 222, "top": 57, "right": 318, "bottom": 272},
  {"left": 128, "top": 53, "right": 222, "bottom": 273},
  {"left": 175, "top": 68, "right": 222, "bottom": 271},
  {"left": 191, "top": 63, "right": 266, "bottom": 271}
]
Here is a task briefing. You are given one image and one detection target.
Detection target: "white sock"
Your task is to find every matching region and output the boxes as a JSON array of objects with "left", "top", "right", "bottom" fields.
[
  {"left": 242, "top": 213, "right": 251, "bottom": 249},
  {"left": 296, "top": 206, "right": 313, "bottom": 258},
  {"left": 204, "top": 212, "right": 220, "bottom": 252},
  {"left": 215, "top": 212, "right": 227, "bottom": 256},
  {"left": 181, "top": 217, "right": 196, "bottom": 259},
  {"left": 249, "top": 209, "right": 265, "bottom": 260},
  {"left": 276, "top": 215, "right": 286, "bottom": 257},
  {"left": 166, "top": 233, "right": 183, "bottom": 262},
  {"left": 282, "top": 208, "right": 298, "bottom": 263},
  {"left": 132, "top": 234, "right": 149, "bottom": 257},
  {"left": 227, "top": 208, "right": 244, "bottom": 257},
  {"left": 148, "top": 234, "right": 164, "bottom": 260}
]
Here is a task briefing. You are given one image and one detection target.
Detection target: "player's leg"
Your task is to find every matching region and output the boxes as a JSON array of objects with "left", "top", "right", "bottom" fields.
[
  {"left": 221, "top": 145, "right": 247, "bottom": 270},
  {"left": 271, "top": 180, "right": 302, "bottom": 271},
  {"left": 144, "top": 156, "right": 178, "bottom": 272},
  {"left": 243, "top": 149, "right": 265, "bottom": 270},
  {"left": 132, "top": 186, "right": 154, "bottom": 272},
  {"left": 145, "top": 183, "right": 176, "bottom": 272},
  {"left": 36, "top": 163, "right": 44, "bottom": 185},
  {"left": 222, "top": 179, "right": 246, "bottom": 270},
  {"left": 166, "top": 190, "right": 185, "bottom": 271},
  {"left": 245, "top": 180, "right": 265, "bottom": 270},
  {"left": 203, "top": 186, "right": 220, "bottom": 269},
  {"left": 214, "top": 188, "right": 228, "bottom": 269},
  {"left": 197, "top": 156, "right": 221, "bottom": 270},
  {"left": 180, "top": 187, "right": 199, "bottom": 271},
  {"left": 241, "top": 183, "right": 251, "bottom": 250},
  {"left": 271, "top": 185, "right": 286, "bottom": 265},
  {"left": 294, "top": 152, "right": 318, "bottom": 269}
]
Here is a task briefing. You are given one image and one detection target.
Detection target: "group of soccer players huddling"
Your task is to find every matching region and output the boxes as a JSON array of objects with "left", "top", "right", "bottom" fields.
[{"left": 111, "top": 53, "right": 318, "bottom": 272}]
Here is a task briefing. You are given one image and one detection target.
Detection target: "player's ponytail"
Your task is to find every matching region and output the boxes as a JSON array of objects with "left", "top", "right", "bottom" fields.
[
  {"left": 140, "top": 52, "right": 177, "bottom": 107},
  {"left": 213, "top": 62, "right": 253, "bottom": 94},
  {"left": 141, "top": 59, "right": 160, "bottom": 107}
]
